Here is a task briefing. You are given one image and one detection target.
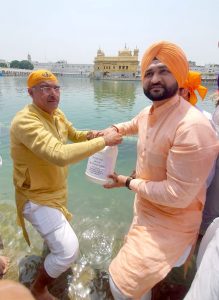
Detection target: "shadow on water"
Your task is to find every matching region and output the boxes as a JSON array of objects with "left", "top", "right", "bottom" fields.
[{"left": 0, "top": 202, "right": 123, "bottom": 299}]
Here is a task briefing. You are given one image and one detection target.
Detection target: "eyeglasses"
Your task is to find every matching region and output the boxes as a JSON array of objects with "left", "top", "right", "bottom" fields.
[{"left": 37, "top": 86, "right": 61, "bottom": 93}]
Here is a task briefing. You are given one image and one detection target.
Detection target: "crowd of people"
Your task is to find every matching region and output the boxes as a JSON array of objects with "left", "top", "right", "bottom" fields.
[{"left": 0, "top": 41, "right": 219, "bottom": 300}]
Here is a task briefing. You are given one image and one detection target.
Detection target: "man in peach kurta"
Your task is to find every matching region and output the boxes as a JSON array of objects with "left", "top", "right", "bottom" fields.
[{"left": 104, "top": 41, "right": 218, "bottom": 299}]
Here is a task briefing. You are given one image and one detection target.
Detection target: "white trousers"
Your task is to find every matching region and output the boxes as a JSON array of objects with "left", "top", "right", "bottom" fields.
[
  {"left": 109, "top": 276, "right": 151, "bottom": 300},
  {"left": 23, "top": 201, "right": 79, "bottom": 278}
]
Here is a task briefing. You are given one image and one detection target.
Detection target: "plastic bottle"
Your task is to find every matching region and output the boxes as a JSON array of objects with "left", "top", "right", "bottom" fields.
[{"left": 85, "top": 146, "right": 118, "bottom": 185}]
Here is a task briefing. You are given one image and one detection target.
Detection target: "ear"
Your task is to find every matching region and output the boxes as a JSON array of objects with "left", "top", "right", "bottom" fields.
[
  {"left": 179, "top": 88, "right": 189, "bottom": 101},
  {"left": 28, "top": 88, "right": 33, "bottom": 97}
]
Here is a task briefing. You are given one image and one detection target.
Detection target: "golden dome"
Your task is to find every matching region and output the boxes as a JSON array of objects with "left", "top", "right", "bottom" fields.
[
  {"left": 97, "top": 48, "right": 105, "bottom": 56},
  {"left": 119, "top": 45, "right": 132, "bottom": 56}
]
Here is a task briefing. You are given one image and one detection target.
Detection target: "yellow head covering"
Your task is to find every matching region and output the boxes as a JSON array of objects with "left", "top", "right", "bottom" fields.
[
  {"left": 141, "top": 41, "right": 189, "bottom": 87},
  {"left": 182, "top": 71, "right": 208, "bottom": 105},
  {"left": 27, "top": 69, "right": 58, "bottom": 88}
]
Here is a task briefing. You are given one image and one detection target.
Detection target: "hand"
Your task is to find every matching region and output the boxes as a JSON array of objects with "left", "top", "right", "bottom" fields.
[
  {"left": 87, "top": 130, "right": 103, "bottom": 140},
  {"left": 103, "top": 173, "right": 127, "bottom": 189},
  {"left": 99, "top": 126, "right": 118, "bottom": 136},
  {"left": 129, "top": 170, "right": 136, "bottom": 179},
  {"left": 103, "top": 131, "right": 123, "bottom": 146}
]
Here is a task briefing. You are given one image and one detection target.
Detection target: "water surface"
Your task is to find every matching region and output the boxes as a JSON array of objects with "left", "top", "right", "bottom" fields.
[{"left": 0, "top": 77, "right": 217, "bottom": 299}]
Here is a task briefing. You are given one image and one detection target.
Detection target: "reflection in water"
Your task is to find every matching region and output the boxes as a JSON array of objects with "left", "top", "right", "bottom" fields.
[
  {"left": 0, "top": 77, "right": 27, "bottom": 96},
  {"left": 93, "top": 79, "right": 137, "bottom": 109}
]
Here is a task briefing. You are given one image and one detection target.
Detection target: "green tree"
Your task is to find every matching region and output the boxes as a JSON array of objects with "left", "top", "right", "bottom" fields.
[
  {"left": 19, "top": 60, "right": 34, "bottom": 70},
  {"left": 10, "top": 60, "right": 34, "bottom": 70},
  {"left": 0, "top": 63, "right": 7, "bottom": 68},
  {"left": 10, "top": 60, "right": 20, "bottom": 69}
]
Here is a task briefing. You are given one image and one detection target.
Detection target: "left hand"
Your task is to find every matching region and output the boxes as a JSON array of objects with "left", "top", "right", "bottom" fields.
[{"left": 103, "top": 173, "right": 127, "bottom": 189}]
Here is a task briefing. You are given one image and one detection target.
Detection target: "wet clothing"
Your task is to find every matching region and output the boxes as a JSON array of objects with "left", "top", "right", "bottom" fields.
[
  {"left": 10, "top": 104, "right": 105, "bottom": 244},
  {"left": 109, "top": 95, "right": 218, "bottom": 299}
]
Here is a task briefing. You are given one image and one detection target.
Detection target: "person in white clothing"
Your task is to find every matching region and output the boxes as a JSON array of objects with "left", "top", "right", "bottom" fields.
[{"left": 184, "top": 217, "right": 219, "bottom": 300}]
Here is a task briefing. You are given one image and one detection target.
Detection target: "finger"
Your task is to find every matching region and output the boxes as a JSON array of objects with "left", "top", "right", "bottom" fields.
[
  {"left": 104, "top": 182, "right": 118, "bottom": 188},
  {"left": 108, "top": 173, "right": 118, "bottom": 180},
  {"left": 98, "top": 132, "right": 104, "bottom": 136},
  {"left": 103, "top": 184, "right": 114, "bottom": 188},
  {"left": 103, "top": 185, "right": 109, "bottom": 188}
]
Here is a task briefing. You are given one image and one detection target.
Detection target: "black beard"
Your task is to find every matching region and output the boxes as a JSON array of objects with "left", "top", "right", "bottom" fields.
[{"left": 143, "top": 82, "right": 178, "bottom": 101}]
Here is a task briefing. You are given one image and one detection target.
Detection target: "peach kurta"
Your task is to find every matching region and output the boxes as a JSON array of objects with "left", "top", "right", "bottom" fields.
[{"left": 109, "top": 95, "right": 218, "bottom": 299}]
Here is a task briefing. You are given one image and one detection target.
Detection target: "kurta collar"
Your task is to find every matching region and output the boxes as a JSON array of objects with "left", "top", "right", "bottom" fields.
[
  {"left": 31, "top": 103, "right": 58, "bottom": 120},
  {"left": 149, "top": 94, "right": 180, "bottom": 117}
]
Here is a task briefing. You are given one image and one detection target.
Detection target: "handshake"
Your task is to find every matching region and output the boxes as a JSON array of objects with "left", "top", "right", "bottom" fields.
[{"left": 86, "top": 126, "right": 123, "bottom": 146}]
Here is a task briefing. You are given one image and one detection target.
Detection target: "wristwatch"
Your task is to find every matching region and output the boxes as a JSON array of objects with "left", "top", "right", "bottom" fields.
[{"left": 125, "top": 177, "right": 133, "bottom": 190}]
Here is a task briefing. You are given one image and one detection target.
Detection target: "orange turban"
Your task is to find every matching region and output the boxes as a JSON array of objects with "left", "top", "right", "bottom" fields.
[
  {"left": 27, "top": 69, "right": 58, "bottom": 88},
  {"left": 141, "top": 41, "right": 189, "bottom": 87},
  {"left": 182, "top": 71, "right": 208, "bottom": 105}
]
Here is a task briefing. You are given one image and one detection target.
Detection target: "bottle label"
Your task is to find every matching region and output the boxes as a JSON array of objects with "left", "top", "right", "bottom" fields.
[
  {"left": 87, "top": 152, "right": 106, "bottom": 178},
  {"left": 85, "top": 147, "right": 118, "bottom": 183}
]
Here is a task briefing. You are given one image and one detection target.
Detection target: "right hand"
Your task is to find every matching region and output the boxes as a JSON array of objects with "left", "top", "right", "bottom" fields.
[
  {"left": 103, "top": 131, "right": 123, "bottom": 146},
  {"left": 129, "top": 170, "right": 136, "bottom": 179}
]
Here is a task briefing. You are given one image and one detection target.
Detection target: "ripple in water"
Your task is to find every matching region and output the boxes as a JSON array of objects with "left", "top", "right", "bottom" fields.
[
  {"left": 0, "top": 203, "right": 123, "bottom": 299},
  {"left": 80, "top": 225, "right": 113, "bottom": 269}
]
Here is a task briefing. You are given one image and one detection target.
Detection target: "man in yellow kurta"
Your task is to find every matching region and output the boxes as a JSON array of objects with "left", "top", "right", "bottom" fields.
[
  {"left": 10, "top": 70, "right": 122, "bottom": 300},
  {"left": 103, "top": 41, "right": 218, "bottom": 300}
]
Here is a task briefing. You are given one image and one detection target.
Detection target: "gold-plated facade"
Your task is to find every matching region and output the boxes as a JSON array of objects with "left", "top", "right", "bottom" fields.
[{"left": 94, "top": 46, "right": 139, "bottom": 79}]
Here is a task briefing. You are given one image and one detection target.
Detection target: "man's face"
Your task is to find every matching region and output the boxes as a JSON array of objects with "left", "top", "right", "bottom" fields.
[
  {"left": 143, "top": 60, "right": 178, "bottom": 101},
  {"left": 28, "top": 80, "right": 60, "bottom": 114}
]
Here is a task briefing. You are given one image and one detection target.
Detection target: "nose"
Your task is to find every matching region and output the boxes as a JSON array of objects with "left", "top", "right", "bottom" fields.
[
  {"left": 49, "top": 88, "right": 58, "bottom": 96},
  {"left": 151, "top": 72, "right": 161, "bottom": 84}
]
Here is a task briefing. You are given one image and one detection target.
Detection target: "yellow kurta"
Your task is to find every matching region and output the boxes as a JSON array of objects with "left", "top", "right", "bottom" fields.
[
  {"left": 109, "top": 95, "right": 218, "bottom": 299},
  {"left": 10, "top": 104, "right": 105, "bottom": 245}
]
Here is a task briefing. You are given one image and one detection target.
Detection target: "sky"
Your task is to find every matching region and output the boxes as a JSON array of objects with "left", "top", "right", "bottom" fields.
[{"left": 1, "top": 0, "right": 218, "bottom": 65}]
